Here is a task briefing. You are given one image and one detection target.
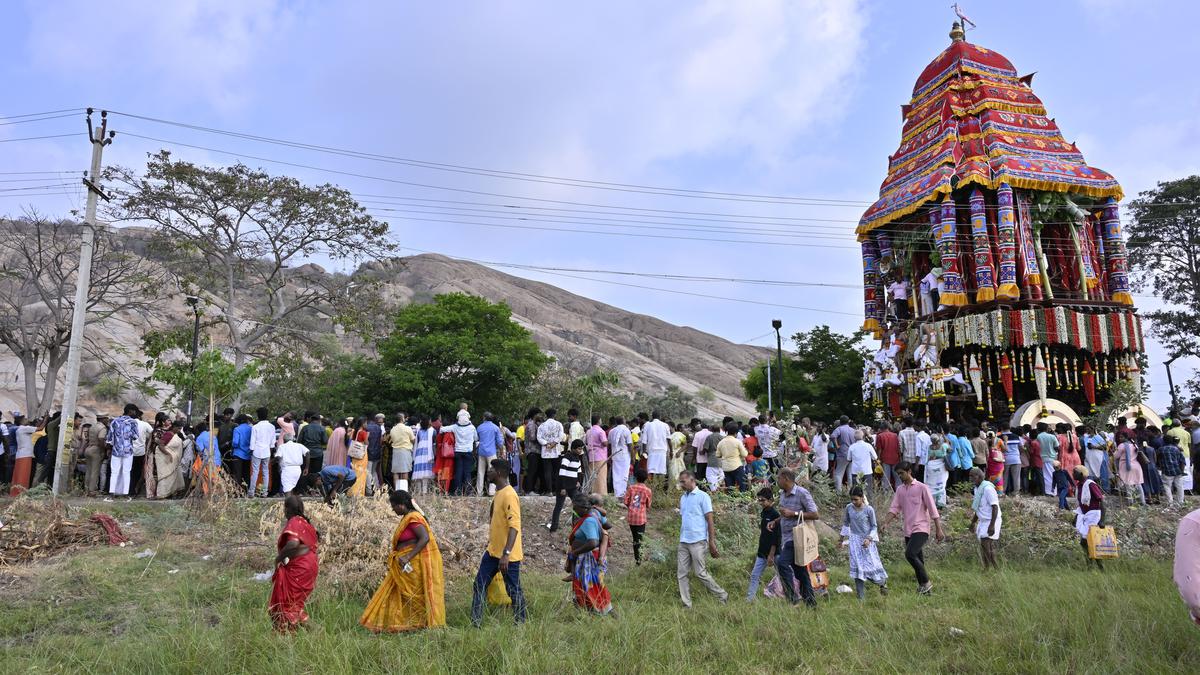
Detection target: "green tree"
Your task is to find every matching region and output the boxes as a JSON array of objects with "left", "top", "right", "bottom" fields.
[
  {"left": 377, "top": 293, "right": 550, "bottom": 414},
  {"left": 1127, "top": 176, "right": 1200, "bottom": 361},
  {"left": 632, "top": 385, "right": 697, "bottom": 422},
  {"left": 742, "top": 325, "right": 869, "bottom": 422}
]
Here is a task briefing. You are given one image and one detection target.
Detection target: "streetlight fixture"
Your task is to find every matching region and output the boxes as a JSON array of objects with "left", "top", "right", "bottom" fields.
[
  {"left": 185, "top": 295, "right": 201, "bottom": 422},
  {"left": 772, "top": 319, "right": 783, "bottom": 414},
  {"left": 1164, "top": 354, "right": 1181, "bottom": 416}
]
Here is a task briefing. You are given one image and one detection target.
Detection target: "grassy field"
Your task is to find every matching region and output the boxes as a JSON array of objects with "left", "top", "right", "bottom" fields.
[{"left": 0, "top": 497, "right": 1196, "bottom": 674}]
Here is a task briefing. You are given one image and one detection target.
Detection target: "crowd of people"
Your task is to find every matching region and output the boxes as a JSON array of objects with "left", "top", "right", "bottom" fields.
[
  {"left": 0, "top": 404, "right": 791, "bottom": 503},
  {"left": 5, "top": 400, "right": 1197, "bottom": 630}
]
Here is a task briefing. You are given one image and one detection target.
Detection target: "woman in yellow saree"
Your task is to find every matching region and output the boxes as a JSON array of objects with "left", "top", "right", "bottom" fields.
[{"left": 360, "top": 490, "right": 446, "bottom": 632}]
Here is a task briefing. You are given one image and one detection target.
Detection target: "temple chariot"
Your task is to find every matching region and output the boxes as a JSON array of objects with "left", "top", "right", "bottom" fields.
[{"left": 858, "top": 22, "right": 1146, "bottom": 429}]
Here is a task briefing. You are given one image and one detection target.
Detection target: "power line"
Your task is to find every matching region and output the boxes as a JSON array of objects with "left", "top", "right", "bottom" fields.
[
  {"left": 0, "top": 113, "right": 80, "bottom": 126},
  {"left": 370, "top": 210, "right": 860, "bottom": 249},
  {"left": 395, "top": 248, "right": 861, "bottom": 288},
  {"left": 395, "top": 246, "right": 861, "bottom": 316},
  {"left": 0, "top": 108, "right": 85, "bottom": 120},
  {"left": 0, "top": 133, "right": 78, "bottom": 143},
  {"left": 107, "top": 110, "right": 872, "bottom": 206}
]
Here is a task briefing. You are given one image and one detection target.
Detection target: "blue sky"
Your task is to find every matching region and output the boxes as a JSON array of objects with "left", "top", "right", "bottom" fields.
[{"left": 3, "top": 0, "right": 1198, "bottom": 409}]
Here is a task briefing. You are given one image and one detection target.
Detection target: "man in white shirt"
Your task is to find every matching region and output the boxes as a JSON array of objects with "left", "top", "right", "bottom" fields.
[
  {"left": 753, "top": 419, "right": 779, "bottom": 469},
  {"left": 536, "top": 408, "right": 565, "bottom": 495},
  {"left": 641, "top": 411, "right": 671, "bottom": 490},
  {"left": 848, "top": 430, "right": 879, "bottom": 500},
  {"left": 276, "top": 431, "right": 308, "bottom": 494},
  {"left": 888, "top": 278, "right": 909, "bottom": 320},
  {"left": 969, "top": 467, "right": 1001, "bottom": 570},
  {"left": 608, "top": 417, "right": 633, "bottom": 498},
  {"left": 134, "top": 412, "right": 154, "bottom": 498},
  {"left": 248, "top": 407, "right": 276, "bottom": 498},
  {"left": 915, "top": 422, "right": 932, "bottom": 482}
]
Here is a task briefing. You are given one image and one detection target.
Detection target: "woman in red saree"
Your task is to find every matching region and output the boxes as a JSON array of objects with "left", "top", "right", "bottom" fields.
[
  {"left": 270, "top": 495, "right": 320, "bottom": 632},
  {"left": 565, "top": 494, "right": 613, "bottom": 615}
]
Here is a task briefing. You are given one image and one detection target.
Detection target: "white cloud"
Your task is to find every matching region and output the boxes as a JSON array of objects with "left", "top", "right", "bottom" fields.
[
  {"left": 24, "top": 0, "right": 293, "bottom": 112},
  {"left": 530, "top": 0, "right": 867, "bottom": 185}
]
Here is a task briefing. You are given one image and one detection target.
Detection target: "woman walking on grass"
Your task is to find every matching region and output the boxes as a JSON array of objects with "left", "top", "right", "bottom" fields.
[
  {"left": 360, "top": 490, "right": 446, "bottom": 632},
  {"left": 270, "top": 495, "right": 320, "bottom": 632},
  {"left": 840, "top": 485, "right": 888, "bottom": 599},
  {"left": 349, "top": 417, "right": 370, "bottom": 497},
  {"left": 1116, "top": 437, "right": 1145, "bottom": 506},
  {"left": 567, "top": 493, "right": 614, "bottom": 615}
]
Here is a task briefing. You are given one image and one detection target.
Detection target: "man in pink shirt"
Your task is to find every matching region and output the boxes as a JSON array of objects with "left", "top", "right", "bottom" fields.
[
  {"left": 1175, "top": 507, "right": 1200, "bottom": 626},
  {"left": 882, "top": 461, "right": 944, "bottom": 595},
  {"left": 585, "top": 415, "right": 608, "bottom": 495}
]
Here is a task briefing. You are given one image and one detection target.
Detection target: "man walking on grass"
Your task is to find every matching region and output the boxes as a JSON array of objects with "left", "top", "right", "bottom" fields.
[
  {"left": 471, "top": 458, "right": 526, "bottom": 627},
  {"left": 774, "top": 467, "right": 819, "bottom": 607},
  {"left": 882, "top": 461, "right": 944, "bottom": 595},
  {"left": 969, "top": 467, "right": 1000, "bottom": 570},
  {"left": 676, "top": 470, "right": 727, "bottom": 607}
]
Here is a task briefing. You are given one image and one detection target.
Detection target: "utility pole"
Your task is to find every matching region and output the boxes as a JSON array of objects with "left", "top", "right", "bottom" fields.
[{"left": 52, "top": 109, "right": 115, "bottom": 496}]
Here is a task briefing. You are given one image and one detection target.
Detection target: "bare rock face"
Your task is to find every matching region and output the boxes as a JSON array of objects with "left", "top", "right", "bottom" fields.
[
  {"left": 0, "top": 246, "right": 766, "bottom": 418},
  {"left": 377, "top": 254, "right": 767, "bottom": 415}
]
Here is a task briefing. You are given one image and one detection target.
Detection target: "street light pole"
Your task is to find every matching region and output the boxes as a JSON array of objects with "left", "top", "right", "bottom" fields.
[
  {"left": 772, "top": 319, "right": 783, "bottom": 415},
  {"left": 1164, "top": 355, "right": 1180, "bottom": 415}
]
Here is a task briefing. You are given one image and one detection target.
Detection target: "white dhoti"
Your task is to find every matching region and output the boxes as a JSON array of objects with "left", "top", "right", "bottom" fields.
[
  {"left": 648, "top": 449, "right": 667, "bottom": 475},
  {"left": 611, "top": 451, "right": 631, "bottom": 498},
  {"left": 1074, "top": 508, "right": 1102, "bottom": 539},
  {"left": 280, "top": 465, "right": 303, "bottom": 493},
  {"left": 706, "top": 466, "right": 723, "bottom": 487},
  {"left": 1085, "top": 450, "right": 1105, "bottom": 482}
]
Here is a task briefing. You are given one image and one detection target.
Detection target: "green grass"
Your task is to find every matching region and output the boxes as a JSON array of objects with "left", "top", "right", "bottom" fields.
[{"left": 1, "top": 500, "right": 1196, "bottom": 674}]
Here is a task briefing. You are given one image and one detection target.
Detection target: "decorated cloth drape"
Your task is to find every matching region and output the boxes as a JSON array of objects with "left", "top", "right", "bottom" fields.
[
  {"left": 876, "top": 231, "right": 894, "bottom": 264},
  {"left": 862, "top": 240, "right": 882, "bottom": 333},
  {"left": 932, "top": 199, "right": 968, "bottom": 305},
  {"left": 994, "top": 183, "right": 1020, "bottom": 300},
  {"left": 903, "top": 306, "right": 1143, "bottom": 353},
  {"left": 1077, "top": 216, "right": 1100, "bottom": 292},
  {"left": 1015, "top": 191, "right": 1042, "bottom": 298},
  {"left": 969, "top": 189, "right": 997, "bottom": 302},
  {"left": 1100, "top": 198, "right": 1134, "bottom": 305},
  {"left": 360, "top": 511, "right": 447, "bottom": 632}
]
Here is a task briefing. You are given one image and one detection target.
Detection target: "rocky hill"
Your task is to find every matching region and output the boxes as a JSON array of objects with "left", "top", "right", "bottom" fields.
[
  {"left": 0, "top": 246, "right": 766, "bottom": 417},
  {"left": 371, "top": 254, "right": 767, "bottom": 416}
]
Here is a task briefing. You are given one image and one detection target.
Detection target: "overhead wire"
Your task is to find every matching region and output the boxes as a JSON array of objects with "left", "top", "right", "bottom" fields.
[
  {"left": 105, "top": 110, "right": 872, "bottom": 206},
  {"left": 392, "top": 245, "right": 860, "bottom": 316}
]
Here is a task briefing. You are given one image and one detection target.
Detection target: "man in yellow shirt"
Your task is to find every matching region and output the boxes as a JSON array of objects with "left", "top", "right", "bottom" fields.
[
  {"left": 715, "top": 422, "right": 749, "bottom": 492},
  {"left": 471, "top": 457, "right": 526, "bottom": 627}
]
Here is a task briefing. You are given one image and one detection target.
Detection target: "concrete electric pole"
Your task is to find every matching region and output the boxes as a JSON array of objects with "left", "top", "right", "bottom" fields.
[{"left": 52, "top": 109, "right": 115, "bottom": 496}]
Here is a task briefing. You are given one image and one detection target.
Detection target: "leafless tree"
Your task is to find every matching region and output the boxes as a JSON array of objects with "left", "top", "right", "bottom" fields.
[
  {"left": 0, "top": 211, "right": 163, "bottom": 416},
  {"left": 104, "top": 151, "right": 394, "bottom": 379}
]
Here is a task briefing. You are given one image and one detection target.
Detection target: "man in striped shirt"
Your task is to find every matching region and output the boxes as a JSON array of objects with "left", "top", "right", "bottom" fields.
[{"left": 548, "top": 439, "right": 585, "bottom": 532}]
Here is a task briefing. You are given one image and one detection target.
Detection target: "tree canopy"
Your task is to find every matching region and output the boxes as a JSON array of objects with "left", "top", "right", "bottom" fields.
[
  {"left": 742, "top": 325, "right": 869, "bottom": 422},
  {"left": 104, "top": 151, "right": 392, "bottom": 375},
  {"left": 1127, "top": 176, "right": 1200, "bottom": 394},
  {"left": 377, "top": 293, "right": 550, "bottom": 415}
]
